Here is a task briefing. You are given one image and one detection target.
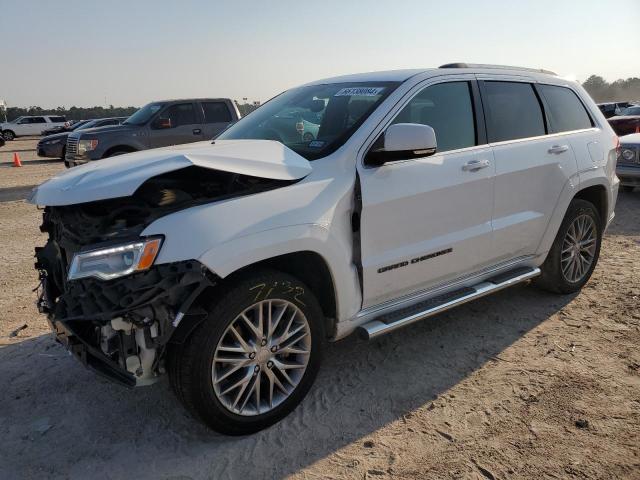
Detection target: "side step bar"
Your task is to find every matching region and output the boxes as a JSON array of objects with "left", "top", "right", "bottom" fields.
[{"left": 358, "top": 266, "right": 540, "bottom": 340}]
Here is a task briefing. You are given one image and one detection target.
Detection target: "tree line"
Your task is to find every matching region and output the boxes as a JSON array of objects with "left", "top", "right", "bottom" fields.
[
  {"left": 2, "top": 101, "right": 260, "bottom": 122},
  {"left": 580, "top": 75, "right": 639, "bottom": 103},
  {"left": 2, "top": 76, "right": 638, "bottom": 122}
]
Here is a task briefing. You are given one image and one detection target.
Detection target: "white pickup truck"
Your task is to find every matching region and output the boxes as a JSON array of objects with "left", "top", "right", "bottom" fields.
[
  {"left": 30, "top": 63, "right": 619, "bottom": 435},
  {"left": 1, "top": 115, "right": 67, "bottom": 140}
]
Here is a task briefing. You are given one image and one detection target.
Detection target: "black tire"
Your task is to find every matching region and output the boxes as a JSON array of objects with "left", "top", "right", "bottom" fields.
[
  {"left": 168, "top": 269, "right": 325, "bottom": 435},
  {"left": 3, "top": 130, "right": 15, "bottom": 141},
  {"left": 535, "top": 199, "right": 602, "bottom": 294},
  {"left": 60, "top": 146, "right": 66, "bottom": 161},
  {"left": 621, "top": 185, "right": 635, "bottom": 193}
]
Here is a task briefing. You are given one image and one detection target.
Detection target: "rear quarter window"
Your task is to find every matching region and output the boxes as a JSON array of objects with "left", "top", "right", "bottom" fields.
[
  {"left": 48, "top": 116, "right": 66, "bottom": 123},
  {"left": 538, "top": 85, "right": 593, "bottom": 133},
  {"left": 482, "top": 81, "right": 545, "bottom": 143}
]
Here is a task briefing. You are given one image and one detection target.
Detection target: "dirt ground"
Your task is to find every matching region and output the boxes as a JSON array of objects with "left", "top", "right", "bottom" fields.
[{"left": 0, "top": 138, "right": 639, "bottom": 480}]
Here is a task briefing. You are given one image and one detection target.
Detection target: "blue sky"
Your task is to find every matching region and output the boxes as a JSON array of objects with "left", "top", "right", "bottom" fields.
[{"left": 3, "top": 0, "right": 639, "bottom": 108}]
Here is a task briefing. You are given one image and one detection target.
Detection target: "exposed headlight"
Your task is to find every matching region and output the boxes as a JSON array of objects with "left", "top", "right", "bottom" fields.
[
  {"left": 68, "top": 238, "right": 162, "bottom": 281},
  {"left": 77, "top": 139, "right": 99, "bottom": 155},
  {"left": 621, "top": 148, "right": 635, "bottom": 161}
]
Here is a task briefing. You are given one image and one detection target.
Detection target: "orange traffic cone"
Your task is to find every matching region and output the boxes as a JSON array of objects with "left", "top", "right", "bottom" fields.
[{"left": 12, "top": 152, "right": 22, "bottom": 167}]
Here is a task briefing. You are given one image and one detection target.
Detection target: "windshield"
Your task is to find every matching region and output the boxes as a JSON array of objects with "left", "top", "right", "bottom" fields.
[
  {"left": 124, "top": 102, "right": 164, "bottom": 125},
  {"left": 217, "top": 82, "right": 399, "bottom": 160},
  {"left": 620, "top": 106, "right": 640, "bottom": 116}
]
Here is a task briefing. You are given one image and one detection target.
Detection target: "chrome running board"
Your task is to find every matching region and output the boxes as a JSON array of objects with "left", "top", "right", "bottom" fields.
[{"left": 358, "top": 266, "right": 540, "bottom": 340}]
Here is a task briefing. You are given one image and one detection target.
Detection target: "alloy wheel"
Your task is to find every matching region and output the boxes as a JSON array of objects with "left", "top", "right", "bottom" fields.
[
  {"left": 212, "top": 299, "right": 311, "bottom": 416},
  {"left": 561, "top": 214, "right": 597, "bottom": 283}
]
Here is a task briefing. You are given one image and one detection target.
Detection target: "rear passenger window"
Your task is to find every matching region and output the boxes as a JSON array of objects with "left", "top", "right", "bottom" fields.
[
  {"left": 202, "top": 102, "right": 232, "bottom": 123},
  {"left": 482, "top": 82, "right": 545, "bottom": 142},
  {"left": 538, "top": 85, "right": 592, "bottom": 133},
  {"left": 49, "top": 116, "right": 66, "bottom": 123},
  {"left": 391, "top": 81, "right": 476, "bottom": 152},
  {"left": 32, "top": 117, "right": 47, "bottom": 123}
]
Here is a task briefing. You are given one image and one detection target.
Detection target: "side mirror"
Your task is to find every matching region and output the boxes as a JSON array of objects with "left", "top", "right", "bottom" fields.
[
  {"left": 365, "top": 123, "right": 437, "bottom": 166},
  {"left": 153, "top": 118, "right": 172, "bottom": 129}
]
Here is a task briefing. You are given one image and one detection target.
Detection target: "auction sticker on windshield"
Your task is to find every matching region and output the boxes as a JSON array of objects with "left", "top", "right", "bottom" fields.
[{"left": 334, "top": 87, "right": 385, "bottom": 97}]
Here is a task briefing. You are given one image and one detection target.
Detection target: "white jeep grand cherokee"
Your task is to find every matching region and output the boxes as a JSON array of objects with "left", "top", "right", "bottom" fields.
[{"left": 30, "top": 64, "right": 619, "bottom": 435}]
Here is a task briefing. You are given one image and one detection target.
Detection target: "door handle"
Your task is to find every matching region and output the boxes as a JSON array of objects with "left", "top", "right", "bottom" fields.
[
  {"left": 192, "top": 128, "right": 202, "bottom": 135},
  {"left": 462, "top": 159, "right": 490, "bottom": 172},
  {"left": 548, "top": 144, "right": 569, "bottom": 154}
]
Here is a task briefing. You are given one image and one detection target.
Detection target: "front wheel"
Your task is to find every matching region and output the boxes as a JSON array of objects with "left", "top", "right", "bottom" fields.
[
  {"left": 168, "top": 269, "right": 325, "bottom": 435},
  {"left": 535, "top": 199, "right": 602, "bottom": 294}
]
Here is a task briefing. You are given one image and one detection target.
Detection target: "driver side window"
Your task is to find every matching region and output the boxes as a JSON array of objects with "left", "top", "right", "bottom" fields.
[
  {"left": 391, "top": 81, "right": 476, "bottom": 153},
  {"left": 158, "top": 103, "right": 197, "bottom": 128}
]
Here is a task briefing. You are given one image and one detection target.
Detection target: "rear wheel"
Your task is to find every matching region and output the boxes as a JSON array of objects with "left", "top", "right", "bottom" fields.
[
  {"left": 3, "top": 130, "right": 15, "bottom": 141},
  {"left": 168, "top": 269, "right": 325, "bottom": 435},
  {"left": 535, "top": 199, "right": 602, "bottom": 294}
]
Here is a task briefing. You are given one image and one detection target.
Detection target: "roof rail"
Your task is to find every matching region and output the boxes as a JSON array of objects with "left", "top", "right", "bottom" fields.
[{"left": 438, "top": 63, "right": 557, "bottom": 76}]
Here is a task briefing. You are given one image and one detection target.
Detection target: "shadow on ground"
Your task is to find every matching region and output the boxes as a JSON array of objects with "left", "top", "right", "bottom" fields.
[
  {"left": 607, "top": 189, "right": 640, "bottom": 236},
  {"left": 0, "top": 284, "right": 575, "bottom": 480}
]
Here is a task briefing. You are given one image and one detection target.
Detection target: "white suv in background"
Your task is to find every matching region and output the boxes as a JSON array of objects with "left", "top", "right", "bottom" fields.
[
  {"left": 30, "top": 63, "right": 619, "bottom": 435},
  {"left": 1, "top": 115, "right": 67, "bottom": 140}
]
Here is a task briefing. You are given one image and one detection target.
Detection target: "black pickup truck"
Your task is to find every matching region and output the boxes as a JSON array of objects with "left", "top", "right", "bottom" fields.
[{"left": 65, "top": 98, "right": 240, "bottom": 167}]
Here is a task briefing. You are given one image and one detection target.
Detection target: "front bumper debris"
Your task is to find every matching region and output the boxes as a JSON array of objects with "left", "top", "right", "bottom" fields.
[{"left": 36, "top": 255, "right": 216, "bottom": 386}]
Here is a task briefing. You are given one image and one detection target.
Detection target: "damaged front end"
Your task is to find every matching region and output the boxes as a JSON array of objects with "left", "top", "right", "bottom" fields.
[{"left": 34, "top": 165, "right": 293, "bottom": 386}]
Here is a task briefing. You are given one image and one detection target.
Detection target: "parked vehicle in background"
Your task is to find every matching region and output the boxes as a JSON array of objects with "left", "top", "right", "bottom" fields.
[
  {"left": 1, "top": 115, "right": 67, "bottom": 140},
  {"left": 38, "top": 117, "right": 128, "bottom": 160},
  {"left": 617, "top": 133, "right": 640, "bottom": 192},
  {"left": 597, "top": 102, "right": 633, "bottom": 119},
  {"left": 31, "top": 64, "right": 618, "bottom": 435},
  {"left": 42, "top": 119, "right": 90, "bottom": 136},
  {"left": 65, "top": 98, "right": 240, "bottom": 167},
  {"left": 608, "top": 105, "right": 640, "bottom": 136}
]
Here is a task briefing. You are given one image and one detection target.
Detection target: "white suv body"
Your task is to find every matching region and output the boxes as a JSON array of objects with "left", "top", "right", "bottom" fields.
[
  {"left": 30, "top": 65, "right": 619, "bottom": 434},
  {"left": 1, "top": 115, "right": 67, "bottom": 139}
]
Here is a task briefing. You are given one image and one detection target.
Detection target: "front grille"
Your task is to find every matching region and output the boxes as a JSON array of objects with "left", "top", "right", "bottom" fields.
[{"left": 66, "top": 137, "right": 78, "bottom": 157}]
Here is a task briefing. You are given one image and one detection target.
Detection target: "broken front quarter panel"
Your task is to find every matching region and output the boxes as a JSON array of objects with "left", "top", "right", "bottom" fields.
[{"left": 31, "top": 142, "right": 311, "bottom": 386}]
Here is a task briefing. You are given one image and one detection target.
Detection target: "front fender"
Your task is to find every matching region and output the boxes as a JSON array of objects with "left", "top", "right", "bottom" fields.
[{"left": 199, "top": 223, "right": 361, "bottom": 322}]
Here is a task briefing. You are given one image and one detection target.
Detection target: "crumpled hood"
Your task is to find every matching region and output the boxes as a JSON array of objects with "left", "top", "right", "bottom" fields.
[{"left": 29, "top": 140, "right": 313, "bottom": 206}]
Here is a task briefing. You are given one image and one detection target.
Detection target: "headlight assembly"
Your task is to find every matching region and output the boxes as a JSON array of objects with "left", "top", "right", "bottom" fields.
[
  {"left": 77, "top": 139, "right": 99, "bottom": 155},
  {"left": 621, "top": 148, "right": 635, "bottom": 162},
  {"left": 68, "top": 237, "right": 162, "bottom": 281}
]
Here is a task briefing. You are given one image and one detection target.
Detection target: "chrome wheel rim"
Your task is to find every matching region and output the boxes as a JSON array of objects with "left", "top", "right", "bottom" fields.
[
  {"left": 561, "top": 214, "right": 597, "bottom": 283},
  {"left": 212, "top": 299, "right": 311, "bottom": 416}
]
